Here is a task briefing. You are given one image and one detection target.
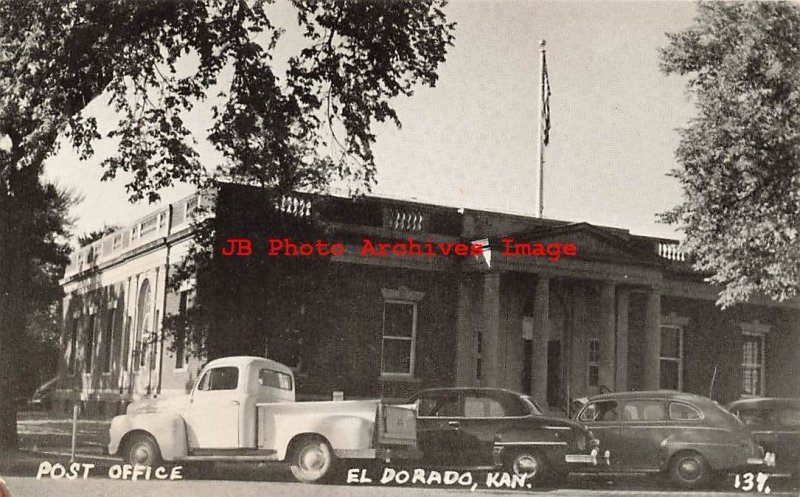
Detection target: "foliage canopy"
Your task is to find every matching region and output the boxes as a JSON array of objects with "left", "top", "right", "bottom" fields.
[
  {"left": 0, "top": 0, "right": 454, "bottom": 448},
  {"left": 660, "top": 1, "right": 800, "bottom": 307}
]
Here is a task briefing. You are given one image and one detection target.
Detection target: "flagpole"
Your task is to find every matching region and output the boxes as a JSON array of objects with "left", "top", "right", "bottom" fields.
[{"left": 536, "top": 39, "right": 546, "bottom": 218}]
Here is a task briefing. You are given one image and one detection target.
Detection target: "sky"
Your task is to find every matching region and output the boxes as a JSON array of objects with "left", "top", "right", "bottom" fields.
[{"left": 44, "top": 0, "right": 699, "bottom": 240}]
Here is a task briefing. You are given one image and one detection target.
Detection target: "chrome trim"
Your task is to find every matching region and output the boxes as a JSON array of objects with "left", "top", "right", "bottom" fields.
[
  {"left": 495, "top": 441, "right": 568, "bottom": 446},
  {"left": 663, "top": 441, "right": 740, "bottom": 446},
  {"left": 565, "top": 449, "right": 611, "bottom": 466},
  {"left": 747, "top": 452, "right": 776, "bottom": 467},
  {"left": 586, "top": 424, "right": 728, "bottom": 430},
  {"left": 543, "top": 426, "right": 573, "bottom": 431}
]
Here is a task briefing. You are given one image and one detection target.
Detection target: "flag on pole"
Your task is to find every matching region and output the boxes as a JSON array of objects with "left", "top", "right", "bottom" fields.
[{"left": 542, "top": 53, "right": 551, "bottom": 146}]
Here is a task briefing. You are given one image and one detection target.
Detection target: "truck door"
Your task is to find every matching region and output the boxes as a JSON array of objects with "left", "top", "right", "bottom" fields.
[{"left": 186, "top": 366, "right": 241, "bottom": 449}]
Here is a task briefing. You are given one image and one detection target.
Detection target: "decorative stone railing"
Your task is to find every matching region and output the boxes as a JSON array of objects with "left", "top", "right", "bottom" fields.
[
  {"left": 657, "top": 241, "right": 686, "bottom": 262},
  {"left": 276, "top": 194, "right": 312, "bottom": 219},
  {"left": 384, "top": 205, "right": 427, "bottom": 232},
  {"left": 64, "top": 192, "right": 205, "bottom": 277}
]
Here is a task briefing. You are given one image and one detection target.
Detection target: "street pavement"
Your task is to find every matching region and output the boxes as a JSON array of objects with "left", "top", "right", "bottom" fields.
[
  {"left": 2, "top": 455, "right": 799, "bottom": 497},
  {"left": 4, "top": 475, "right": 799, "bottom": 497}
]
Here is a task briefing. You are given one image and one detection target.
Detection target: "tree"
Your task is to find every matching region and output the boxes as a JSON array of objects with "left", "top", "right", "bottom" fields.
[
  {"left": 660, "top": 1, "right": 800, "bottom": 307},
  {"left": 0, "top": 0, "right": 454, "bottom": 449}
]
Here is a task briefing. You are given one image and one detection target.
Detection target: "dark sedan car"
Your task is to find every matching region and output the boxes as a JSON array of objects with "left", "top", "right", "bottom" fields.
[
  {"left": 728, "top": 397, "right": 800, "bottom": 477},
  {"left": 575, "top": 390, "right": 772, "bottom": 489},
  {"left": 407, "top": 387, "right": 608, "bottom": 483}
]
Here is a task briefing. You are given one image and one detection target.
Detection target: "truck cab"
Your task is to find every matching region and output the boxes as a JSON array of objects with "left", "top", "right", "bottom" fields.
[
  {"left": 108, "top": 356, "right": 417, "bottom": 483},
  {"left": 182, "top": 356, "right": 293, "bottom": 450}
]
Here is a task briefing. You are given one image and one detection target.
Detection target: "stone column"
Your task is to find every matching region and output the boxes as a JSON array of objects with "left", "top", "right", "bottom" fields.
[
  {"left": 615, "top": 289, "right": 630, "bottom": 391},
  {"left": 530, "top": 275, "right": 550, "bottom": 405},
  {"left": 570, "top": 284, "right": 587, "bottom": 398},
  {"left": 598, "top": 281, "right": 616, "bottom": 390},
  {"left": 455, "top": 276, "right": 476, "bottom": 386},
  {"left": 480, "top": 271, "right": 501, "bottom": 387},
  {"left": 643, "top": 288, "right": 662, "bottom": 390}
]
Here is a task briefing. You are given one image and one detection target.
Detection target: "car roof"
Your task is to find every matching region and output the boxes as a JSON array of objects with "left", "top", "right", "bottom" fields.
[
  {"left": 728, "top": 397, "right": 800, "bottom": 410},
  {"left": 410, "top": 387, "right": 524, "bottom": 398},
  {"left": 586, "top": 390, "right": 714, "bottom": 405}
]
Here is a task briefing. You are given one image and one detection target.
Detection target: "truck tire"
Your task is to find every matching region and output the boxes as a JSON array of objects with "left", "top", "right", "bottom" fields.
[
  {"left": 125, "top": 433, "right": 162, "bottom": 466},
  {"left": 289, "top": 436, "right": 336, "bottom": 483}
]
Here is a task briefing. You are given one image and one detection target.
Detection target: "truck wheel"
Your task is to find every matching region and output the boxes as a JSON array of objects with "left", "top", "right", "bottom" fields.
[
  {"left": 289, "top": 436, "right": 335, "bottom": 483},
  {"left": 125, "top": 433, "right": 162, "bottom": 466},
  {"left": 668, "top": 451, "right": 710, "bottom": 489},
  {"left": 506, "top": 449, "right": 548, "bottom": 484}
]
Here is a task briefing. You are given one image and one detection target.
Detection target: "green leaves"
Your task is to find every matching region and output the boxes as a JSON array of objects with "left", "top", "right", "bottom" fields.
[
  {"left": 661, "top": 1, "right": 800, "bottom": 307},
  {"left": 1, "top": 0, "right": 454, "bottom": 203}
]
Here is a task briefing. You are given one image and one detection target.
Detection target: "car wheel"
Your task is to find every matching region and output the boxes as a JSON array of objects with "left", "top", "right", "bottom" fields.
[
  {"left": 506, "top": 449, "right": 548, "bottom": 484},
  {"left": 289, "top": 435, "right": 336, "bottom": 483},
  {"left": 668, "top": 451, "right": 710, "bottom": 489},
  {"left": 125, "top": 433, "right": 162, "bottom": 466}
]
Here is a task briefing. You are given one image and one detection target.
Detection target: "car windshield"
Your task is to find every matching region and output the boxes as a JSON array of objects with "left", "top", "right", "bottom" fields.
[{"left": 521, "top": 395, "right": 544, "bottom": 415}]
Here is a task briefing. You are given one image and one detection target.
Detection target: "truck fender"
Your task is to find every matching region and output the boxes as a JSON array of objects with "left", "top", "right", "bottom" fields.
[
  {"left": 274, "top": 415, "right": 373, "bottom": 460},
  {"left": 109, "top": 412, "right": 188, "bottom": 461}
]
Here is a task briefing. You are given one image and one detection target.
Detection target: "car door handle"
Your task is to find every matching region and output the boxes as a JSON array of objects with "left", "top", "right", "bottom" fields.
[
  {"left": 232, "top": 400, "right": 240, "bottom": 406},
  {"left": 448, "top": 421, "right": 460, "bottom": 428}
]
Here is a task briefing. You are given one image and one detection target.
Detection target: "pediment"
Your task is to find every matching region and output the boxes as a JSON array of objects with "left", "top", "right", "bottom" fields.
[{"left": 496, "top": 223, "right": 660, "bottom": 265}]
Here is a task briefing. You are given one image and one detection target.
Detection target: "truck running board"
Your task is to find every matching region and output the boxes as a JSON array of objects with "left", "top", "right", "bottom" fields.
[{"left": 181, "top": 452, "right": 279, "bottom": 462}]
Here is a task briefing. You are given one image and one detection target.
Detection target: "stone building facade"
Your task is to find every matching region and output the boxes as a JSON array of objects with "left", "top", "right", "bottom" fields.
[{"left": 54, "top": 183, "right": 800, "bottom": 416}]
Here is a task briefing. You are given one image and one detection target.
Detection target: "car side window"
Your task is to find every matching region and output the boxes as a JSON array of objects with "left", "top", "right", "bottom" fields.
[
  {"left": 775, "top": 409, "right": 800, "bottom": 428},
  {"left": 579, "top": 401, "right": 618, "bottom": 422},
  {"left": 418, "top": 395, "right": 461, "bottom": 417},
  {"left": 464, "top": 396, "right": 505, "bottom": 418},
  {"left": 736, "top": 408, "right": 769, "bottom": 427},
  {"left": 669, "top": 402, "right": 702, "bottom": 421},
  {"left": 197, "top": 366, "right": 239, "bottom": 391},
  {"left": 624, "top": 400, "right": 667, "bottom": 421}
]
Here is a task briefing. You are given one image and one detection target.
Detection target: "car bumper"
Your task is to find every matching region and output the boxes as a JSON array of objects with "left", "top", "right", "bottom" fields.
[
  {"left": 747, "top": 452, "right": 776, "bottom": 467},
  {"left": 565, "top": 448, "right": 611, "bottom": 466}
]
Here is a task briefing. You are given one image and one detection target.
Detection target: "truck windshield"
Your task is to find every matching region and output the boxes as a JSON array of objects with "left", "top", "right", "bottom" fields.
[{"left": 198, "top": 366, "right": 239, "bottom": 391}]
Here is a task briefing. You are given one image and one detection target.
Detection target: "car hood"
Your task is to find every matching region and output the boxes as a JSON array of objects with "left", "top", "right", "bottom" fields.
[{"left": 126, "top": 394, "right": 190, "bottom": 415}]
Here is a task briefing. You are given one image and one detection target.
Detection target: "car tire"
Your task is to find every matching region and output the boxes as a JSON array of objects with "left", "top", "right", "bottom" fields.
[
  {"left": 506, "top": 449, "right": 549, "bottom": 485},
  {"left": 125, "top": 433, "right": 162, "bottom": 466},
  {"left": 288, "top": 435, "right": 336, "bottom": 484},
  {"left": 668, "top": 451, "right": 711, "bottom": 489}
]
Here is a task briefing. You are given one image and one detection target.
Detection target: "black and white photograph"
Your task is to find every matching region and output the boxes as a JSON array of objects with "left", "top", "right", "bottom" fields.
[{"left": 1, "top": 1, "right": 800, "bottom": 496}]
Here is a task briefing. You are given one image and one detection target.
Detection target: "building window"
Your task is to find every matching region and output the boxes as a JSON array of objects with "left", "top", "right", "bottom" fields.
[
  {"left": 84, "top": 313, "right": 96, "bottom": 373},
  {"left": 587, "top": 338, "right": 600, "bottom": 387},
  {"left": 381, "top": 301, "right": 417, "bottom": 376},
  {"left": 134, "top": 280, "right": 152, "bottom": 371},
  {"left": 742, "top": 333, "right": 766, "bottom": 396},
  {"left": 476, "top": 332, "right": 483, "bottom": 381},
  {"left": 660, "top": 325, "right": 683, "bottom": 390},
  {"left": 174, "top": 290, "right": 193, "bottom": 370},
  {"left": 122, "top": 317, "right": 131, "bottom": 372},
  {"left": 102, "top": 308, "right": 115, "bottom": 373},
  {"left": 68, "top": 317, "right": 79, "bottom": 374}
]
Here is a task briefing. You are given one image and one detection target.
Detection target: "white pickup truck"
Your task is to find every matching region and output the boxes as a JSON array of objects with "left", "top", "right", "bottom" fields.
[{"left": 108, "top": 356, "right": 417, "bottom": 483}]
